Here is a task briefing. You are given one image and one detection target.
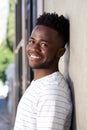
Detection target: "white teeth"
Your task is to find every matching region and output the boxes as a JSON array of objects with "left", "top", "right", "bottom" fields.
[{"left": 30, "top": 54, "right": 41, "bottom": 59}]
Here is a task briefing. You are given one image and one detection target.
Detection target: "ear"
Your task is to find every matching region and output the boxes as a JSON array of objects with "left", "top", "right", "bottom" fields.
[{"left": 57, "top": 48, "right": 66, "bottom": 58}]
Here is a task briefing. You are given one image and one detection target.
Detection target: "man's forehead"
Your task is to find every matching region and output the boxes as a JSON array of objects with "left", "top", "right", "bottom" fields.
[{"left": 31, "top": 25, "right": 59, "bottom": 38}]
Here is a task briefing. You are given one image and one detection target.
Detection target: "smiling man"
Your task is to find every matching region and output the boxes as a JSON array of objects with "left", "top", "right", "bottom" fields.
[{"left": 14, "top": 12, "right": 72, "bottom": 130}]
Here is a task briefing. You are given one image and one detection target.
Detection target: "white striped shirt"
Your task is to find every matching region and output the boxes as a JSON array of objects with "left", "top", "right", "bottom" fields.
[{"left": 14, "top": 72, "right": 72, "bottom": 130}]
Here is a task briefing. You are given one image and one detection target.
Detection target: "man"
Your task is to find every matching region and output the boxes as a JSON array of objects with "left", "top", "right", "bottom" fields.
[{"left": 14, "top": 12, "right": 72, "bottom": 130}]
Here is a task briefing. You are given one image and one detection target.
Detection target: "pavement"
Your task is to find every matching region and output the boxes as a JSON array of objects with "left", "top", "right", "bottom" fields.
[{"left": 0, "top": 98, "right": 13, "bottom": 130}]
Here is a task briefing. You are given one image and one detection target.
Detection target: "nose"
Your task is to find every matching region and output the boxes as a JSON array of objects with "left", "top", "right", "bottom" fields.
[{"left": 26, "top": 44, "right": 29, "bottom": 53}]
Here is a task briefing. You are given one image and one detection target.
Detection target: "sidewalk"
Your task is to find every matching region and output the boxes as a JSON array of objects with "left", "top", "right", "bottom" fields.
[{"left": 0, "top": 98, "right": 13, "bottom": 130}]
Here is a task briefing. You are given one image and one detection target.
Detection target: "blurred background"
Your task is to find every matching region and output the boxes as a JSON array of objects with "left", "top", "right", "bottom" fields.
[{"left": 0, "top": 0, "right": 14, "bottom": 129}]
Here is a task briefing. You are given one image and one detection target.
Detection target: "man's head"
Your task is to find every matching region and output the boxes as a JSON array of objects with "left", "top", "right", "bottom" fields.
[
  {"left": 36, "top": 12, "right": 69, "bottom": 46},
  {"left": 26, "top": 12, "right": 69, "bottom": 71}
]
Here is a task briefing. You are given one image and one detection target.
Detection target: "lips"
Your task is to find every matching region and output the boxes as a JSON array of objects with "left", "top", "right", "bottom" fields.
[
  {"left": 30, "top": 54, "right": 41, "bottom": 59},
  {"left": 29, "top": 52, "right": 42, "bottom": 61}
]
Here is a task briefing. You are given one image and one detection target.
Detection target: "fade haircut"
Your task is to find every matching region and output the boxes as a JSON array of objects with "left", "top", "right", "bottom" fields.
[{"left": 36, "top": 12, "right": 69, "bottom": 45}]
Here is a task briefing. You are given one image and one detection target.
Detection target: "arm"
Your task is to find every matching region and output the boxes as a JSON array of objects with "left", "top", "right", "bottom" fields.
[{"left": 37, "top": 92, "right": 72, "bottom": 130}]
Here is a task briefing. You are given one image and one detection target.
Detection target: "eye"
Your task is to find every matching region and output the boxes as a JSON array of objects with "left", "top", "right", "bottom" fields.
[
  {"left": 41, "top": 42, "right": 48, "bottom": 49},
  {"left": 29, "top": 39, "right": 35, "bottom": 44}
]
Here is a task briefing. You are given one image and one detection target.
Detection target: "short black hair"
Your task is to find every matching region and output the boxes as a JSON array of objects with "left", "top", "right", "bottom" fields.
[{"left": 36, "top": 12, "right": 69, "bottom": 45}]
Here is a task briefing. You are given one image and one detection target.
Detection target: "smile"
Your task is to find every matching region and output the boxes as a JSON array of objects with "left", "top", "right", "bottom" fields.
[{"left": 30, "top": 54, "right": 41, "bottom": 60}]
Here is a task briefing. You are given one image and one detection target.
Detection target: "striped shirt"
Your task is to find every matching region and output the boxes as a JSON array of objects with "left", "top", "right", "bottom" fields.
[{"left": 14, "top": 72, "right": 72, "bottom": 130}]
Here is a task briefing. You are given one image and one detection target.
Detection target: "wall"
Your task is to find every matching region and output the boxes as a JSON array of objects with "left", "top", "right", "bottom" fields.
[{"left": 44, "top": 0, "right": 87, "bottom": 130}]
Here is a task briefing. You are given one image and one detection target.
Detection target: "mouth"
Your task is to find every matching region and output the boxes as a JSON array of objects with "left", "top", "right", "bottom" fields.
[{"left": 29, "top": 53, "right": 42, "bottom": 60}]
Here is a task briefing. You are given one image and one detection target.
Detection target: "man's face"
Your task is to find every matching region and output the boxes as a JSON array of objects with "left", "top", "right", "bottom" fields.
[{"left": 26, "top": 25, "right": 64, "bottom": 69}]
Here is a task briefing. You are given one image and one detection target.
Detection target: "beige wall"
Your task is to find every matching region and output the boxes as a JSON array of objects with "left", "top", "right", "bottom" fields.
[{"left": 43, "top": 0, "right": 87, "bottom": 130}]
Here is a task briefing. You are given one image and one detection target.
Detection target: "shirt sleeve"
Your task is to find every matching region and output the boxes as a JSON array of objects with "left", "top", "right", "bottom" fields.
[{"left": 37, "top": 88, "right": 72, "bottom": 130}]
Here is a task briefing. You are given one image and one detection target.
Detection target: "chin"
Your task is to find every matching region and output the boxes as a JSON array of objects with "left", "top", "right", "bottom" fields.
[{"left": 29, "top": 63, "right": 40, "bottom": 69}]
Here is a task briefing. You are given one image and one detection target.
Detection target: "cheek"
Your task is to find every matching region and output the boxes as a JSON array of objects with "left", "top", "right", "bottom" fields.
[
  {"left": 44, "top": 47, "right": 58, "bottom": 56},
  {"left": 42, "top": 49, "right": 58, "bottom": 62}
]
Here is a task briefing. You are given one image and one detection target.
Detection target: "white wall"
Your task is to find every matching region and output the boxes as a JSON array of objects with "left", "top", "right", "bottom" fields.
[{"left": 44, "top": 0, "right": 87, "bottom": 130}]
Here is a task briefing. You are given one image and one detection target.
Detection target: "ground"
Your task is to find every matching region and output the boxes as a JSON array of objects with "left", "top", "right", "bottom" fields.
[{"left": 0, "top": 98, "right": 13, "bottom": 130}]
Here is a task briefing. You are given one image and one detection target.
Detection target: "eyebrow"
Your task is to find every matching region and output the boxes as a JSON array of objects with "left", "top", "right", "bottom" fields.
[
  {"left": 29, "top": 37, "right": 48, "bottom": 43},
  {"left": 29, "top": 37, "right": 34, "bottom": 40}
]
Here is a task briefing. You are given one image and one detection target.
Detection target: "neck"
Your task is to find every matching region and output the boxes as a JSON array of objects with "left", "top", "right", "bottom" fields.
[{"left": 33, "top": 68, "right": 59, "bottom": 80}]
